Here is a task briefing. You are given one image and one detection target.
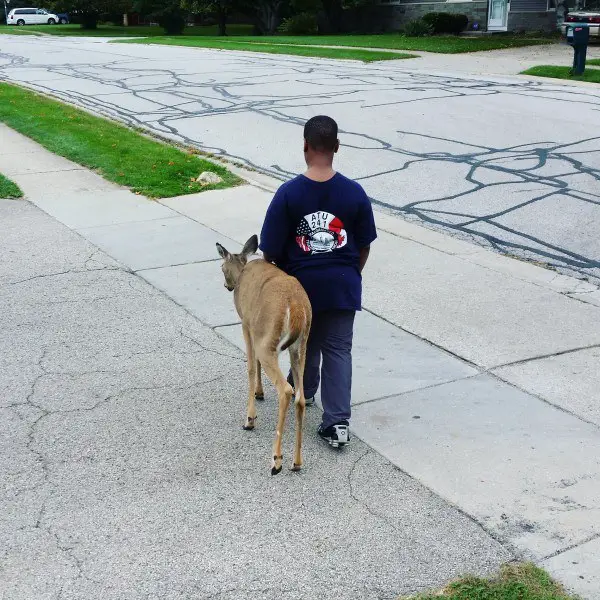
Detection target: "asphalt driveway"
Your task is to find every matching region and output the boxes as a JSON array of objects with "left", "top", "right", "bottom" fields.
[{"left": 1, "top": 35, "right": 599, "bottom": 282}]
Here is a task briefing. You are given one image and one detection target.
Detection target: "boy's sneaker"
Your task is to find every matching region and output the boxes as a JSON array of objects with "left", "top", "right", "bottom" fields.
[
  {"left": 318, "top": 421, "right": 350, "bottom": 448},
  {"left": 290, "top": 390, "right": 315, "bottom": 406}
]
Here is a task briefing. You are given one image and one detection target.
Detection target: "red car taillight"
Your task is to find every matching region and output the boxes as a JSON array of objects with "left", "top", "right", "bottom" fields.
[
  {"left": 589, "top": 16, "right": 600, "bottom": 23},
  {"left": 566, "top": 15, "right": 577, "bottom": 21}
]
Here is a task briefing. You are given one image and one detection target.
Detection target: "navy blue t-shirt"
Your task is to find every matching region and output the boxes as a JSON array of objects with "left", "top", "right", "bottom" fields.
[{"left": 259, "top": 173, "right": 377, "bottom": 313}]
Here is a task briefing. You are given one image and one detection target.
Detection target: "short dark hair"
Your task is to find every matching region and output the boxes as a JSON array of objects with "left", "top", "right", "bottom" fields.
[{"left": 304, "top": 116, "right": 338, "bottom": 152}]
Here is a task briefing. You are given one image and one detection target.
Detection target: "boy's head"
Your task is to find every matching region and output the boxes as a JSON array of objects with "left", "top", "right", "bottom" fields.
[{"left": 303, "top": 115, "right": 339, "bottom": 166}]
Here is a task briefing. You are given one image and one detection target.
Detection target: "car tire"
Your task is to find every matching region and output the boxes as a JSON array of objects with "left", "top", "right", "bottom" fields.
[
  {"left": 59, "top": 18, "right": 67, "bottom": 24},
  {"left": 48, "top": 18, "right": 56, "bottom": 24},
  {"left": 17, "top": 19, "right": 25, "bottom": 25}
]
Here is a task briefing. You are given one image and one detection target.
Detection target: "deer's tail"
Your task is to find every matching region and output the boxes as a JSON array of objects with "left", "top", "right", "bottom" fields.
[{"left": 277, "top": 300, "right": 309, "bottom": 353}]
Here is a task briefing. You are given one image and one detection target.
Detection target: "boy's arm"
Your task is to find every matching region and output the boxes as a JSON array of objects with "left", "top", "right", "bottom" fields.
[
  {"left": 259, "top": 189, "right": 289, "bottom": 265},
  {"left": 359, "top": 246, "right": 370, "bottom": 273},
  {"left": 356, "top": 192, "right": 377, "bottom": 273}
]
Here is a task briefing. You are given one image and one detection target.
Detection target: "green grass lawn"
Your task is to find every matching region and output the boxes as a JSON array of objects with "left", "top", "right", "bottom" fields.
[
  {"left": 404, "top": 563, "right": 580, "bottom": 600},
  {"left": 0, "top": 173, "right": 23, "bottom": 198},
  {"left": 587, "top": 58, "right": 600, "bottom": 66},
  {"left": 0, "top": 23, "right": 254, "bottom": 37},
  {"left": 231, "top": 33, "right": 554, "bottom": 54},
  {"left": 0, "top": 83, "right": 239, "bottom": 198},
  {"left": 118, "top": 37, "right": 413, "bottom": 61},
  {"left": 521, "top": 65, "right": 600, "bottom": 83},
  {"left": 0, "top": 22, "right": 553, "bottom": 54}
]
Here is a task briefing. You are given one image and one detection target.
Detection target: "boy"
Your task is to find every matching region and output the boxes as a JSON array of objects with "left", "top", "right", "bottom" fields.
[{"left": 259, "top": 115, "right": 377, "bottom": 448}]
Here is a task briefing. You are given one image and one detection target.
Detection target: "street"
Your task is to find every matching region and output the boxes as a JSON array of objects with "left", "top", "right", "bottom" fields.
[{"left": 1, "top": 35, "right": 599, "bottom": 281}]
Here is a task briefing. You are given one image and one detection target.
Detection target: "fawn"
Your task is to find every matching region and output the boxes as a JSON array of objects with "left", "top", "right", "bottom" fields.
[{"left": 216, "top": 235, "right": 312, "bottom": 475}]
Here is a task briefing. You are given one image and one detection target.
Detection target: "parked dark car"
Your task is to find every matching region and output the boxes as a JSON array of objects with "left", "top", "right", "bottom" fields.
[
  {"left": 562, "top": 12, "right": 600, "bottom": 39},
  {"left": 55, "top": 11, "right": 69, "bottom": 24},
  {"left": 561, "top": 0, "right": 600, "bottom": 40}
]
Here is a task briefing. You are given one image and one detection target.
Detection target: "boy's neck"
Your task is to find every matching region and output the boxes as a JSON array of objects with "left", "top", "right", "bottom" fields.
[{"left": 304, "top": 165, "right": 336, "bottom": 183}]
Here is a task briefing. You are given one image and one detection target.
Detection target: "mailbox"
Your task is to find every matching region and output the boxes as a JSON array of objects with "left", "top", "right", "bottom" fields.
[
  {"left": 566, "top": 25, "right": 590, "bottom": 75},
  {"left": 570, "top": 25, "right": 590, "bottom": 45}
]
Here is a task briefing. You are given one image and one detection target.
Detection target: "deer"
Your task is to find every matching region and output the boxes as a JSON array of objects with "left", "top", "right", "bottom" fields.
[{"left": 216, "top": 235, "right": 312, "bottom": 475}]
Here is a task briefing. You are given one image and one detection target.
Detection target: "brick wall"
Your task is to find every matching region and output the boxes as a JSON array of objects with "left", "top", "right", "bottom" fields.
[
  {"left": 373, "top": 2, "right": 488, "bottom": 31},
  {"left": 507, "top": 10, "right": 557, "bottom": 31}
]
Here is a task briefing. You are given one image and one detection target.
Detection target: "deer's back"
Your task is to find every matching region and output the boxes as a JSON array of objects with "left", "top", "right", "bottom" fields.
[{"left": 234, "top": 260, "right": 311, "bottom": 338}]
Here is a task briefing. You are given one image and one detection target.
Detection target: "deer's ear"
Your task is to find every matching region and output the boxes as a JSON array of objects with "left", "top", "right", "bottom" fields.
[
  {"left": 216, "top": 243, "right": 230, "bottom": 259},
  {"left": 241, "top": 234, "right": 259, "bottom": 257}
]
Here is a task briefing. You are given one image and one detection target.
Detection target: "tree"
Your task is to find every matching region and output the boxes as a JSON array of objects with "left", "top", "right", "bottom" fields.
[
  {"left": 133, "top": 0, "right": 187, "bottom": 34},
  {"left": 242, "top": 0, "right": 287, "bottom": 34},
  {"left": 185, "top": 0, "right": 239, "bottom": 36},
  {"left": 47, "top": 0, "right": 128, "bottom": 29},
  {"left": 320, "top": 0, "right": 374, "bottom": 32}
]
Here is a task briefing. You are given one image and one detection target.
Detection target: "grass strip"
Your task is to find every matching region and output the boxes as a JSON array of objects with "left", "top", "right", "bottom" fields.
[
  {"left": 521, "top": 65, "right": 600, "bottom": 83},
  {"left": 0, "top": 83, "right": 240, "bottom": 198},
  {"left": 117, "top": 37, "right": 412, "bottom": 62},
  {"left": 586, "top": 58, "right": 600, "bottom": 66},
  {"left": 0, "top": 24, "right": 554, "bottom": 54},
  {"left": 233, "top": 34, "right": 553, "bottom": 54},
  {"left": 0, "top": 173, "right": 23, "bottom": 198},
  {"left": 403, "top": 563, "right": 580, "bottom": 600},
  {"left": 0, "top": 23, "right": 254, "bottom": 37}
]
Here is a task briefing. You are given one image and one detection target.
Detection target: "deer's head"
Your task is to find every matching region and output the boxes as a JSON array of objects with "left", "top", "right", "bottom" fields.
[{"left": 216, "top": 235, "right": 259, "bottom": 292}]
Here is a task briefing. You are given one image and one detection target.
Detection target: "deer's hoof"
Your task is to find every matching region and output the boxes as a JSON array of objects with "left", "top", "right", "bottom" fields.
[
  {"left": 255, "top": 393, "right": 265, "bottom": 401},
  {"left": 243, "top": 416, "right": 256, "bottom": 431},
  {"left": 291, "top": 463, "right": 302, "bottom": 472},
  {"left": 271, "top": 465, "right": 282, "bottom": 476}
]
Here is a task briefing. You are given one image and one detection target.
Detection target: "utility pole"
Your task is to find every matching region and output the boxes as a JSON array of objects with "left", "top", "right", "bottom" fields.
[{"left": 3, "top": 0, "right": 9, "bottom": 25}]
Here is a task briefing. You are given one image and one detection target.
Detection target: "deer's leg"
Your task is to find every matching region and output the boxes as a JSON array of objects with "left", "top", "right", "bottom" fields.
[
  {"left": 289, "top": 337, "right": 307, "bottom": 471},
  {"left": 242, "top": 325, "right": 257, "bottom": 431},
  {"left": 254, "top": 360, "right": 264, "bottom": 401},
  {"left": 259, "top": 351, "right": 293, "bottom": 475}
]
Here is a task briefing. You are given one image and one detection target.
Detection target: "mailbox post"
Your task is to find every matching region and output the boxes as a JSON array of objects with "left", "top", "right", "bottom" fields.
[{"left": 566, "top": 24, "right": 590, "bottom": 76}]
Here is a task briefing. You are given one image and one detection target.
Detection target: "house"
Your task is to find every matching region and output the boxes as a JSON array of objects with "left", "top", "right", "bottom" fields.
[{"left": 376, "top": 0, "right": 559, "bottom": 32}]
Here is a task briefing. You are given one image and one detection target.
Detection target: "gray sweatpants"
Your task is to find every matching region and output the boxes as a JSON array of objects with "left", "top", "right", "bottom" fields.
[{"left": 289, "top": 310, "right": 355, "bottom": 430}]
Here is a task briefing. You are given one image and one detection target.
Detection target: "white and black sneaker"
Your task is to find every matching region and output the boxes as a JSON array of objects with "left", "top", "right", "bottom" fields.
[
  {"left": 318, "top": 421, "right": 350, "bottom": 448},
  {"left": 289, "top": 386, "right": 316, "bottom": 406}
]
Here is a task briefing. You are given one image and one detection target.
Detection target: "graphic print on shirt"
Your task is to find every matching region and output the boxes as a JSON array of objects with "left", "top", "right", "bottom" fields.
[{"left": 296, "top": 211, "right": 347, "bottom": 254}]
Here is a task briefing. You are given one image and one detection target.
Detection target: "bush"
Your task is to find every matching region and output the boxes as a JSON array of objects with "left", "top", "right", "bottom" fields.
[
  {"left": 422, "top": 12, "right": 468, "bottom": 35},
  {"left": 278, "top": 12, "right": 318, "bottom": 35},
  {"left": 158, "top": 11, "right": 186, "bottom": 35},
  {"left": 403, "top": 19, "right": 433, "bottom": 37}
]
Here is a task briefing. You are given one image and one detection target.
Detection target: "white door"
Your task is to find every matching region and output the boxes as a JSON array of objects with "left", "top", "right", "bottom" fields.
[
  {"left": 488, "top": 0, "right": 509, "bottom": 30},
  {"left": 24, "top": 10, "right": 37, "bottom": 24},
  {"left": 35, "top": 9, "right": 48, "bottom": 24}
]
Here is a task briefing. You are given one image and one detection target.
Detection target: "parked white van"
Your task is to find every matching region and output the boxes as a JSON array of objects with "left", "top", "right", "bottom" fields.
[{"left": 7, "top": 8, "right": 60, "bottom": 25}]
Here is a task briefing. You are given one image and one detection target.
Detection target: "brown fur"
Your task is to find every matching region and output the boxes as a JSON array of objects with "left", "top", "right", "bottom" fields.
[{"left": 217, "top": 236, "right": 312, "bottom": 475}]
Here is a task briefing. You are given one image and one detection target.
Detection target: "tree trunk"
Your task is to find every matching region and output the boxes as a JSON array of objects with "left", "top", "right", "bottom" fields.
[
  {"left": 321, "top": 0, "right": 343, "bottom": 33},
  {"left": 257, "top": 0, "right": 282, "bottom": 35},
  {"left": 123, "top": 13, "right": 129, "bottom": 26},
  {"left": 217, "top": 8, "right": 227, "bottom": 36},
  {"left": 81, "top": 12, "right": 98, "bottom": 30}
]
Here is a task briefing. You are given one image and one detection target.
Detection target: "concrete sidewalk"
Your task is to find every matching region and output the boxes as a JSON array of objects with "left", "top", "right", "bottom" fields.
[{"left": 2, "top": 123, "right": 600, "bottom": 598}]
